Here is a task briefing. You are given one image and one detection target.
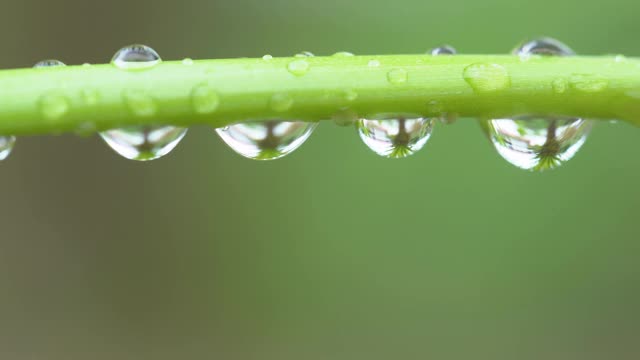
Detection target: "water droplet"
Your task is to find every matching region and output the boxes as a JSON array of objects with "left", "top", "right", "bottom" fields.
[
  {"left": 332, "top": 108, "right": 358, "bottom": 127},
  {"left": 34, "top": 59, "right": 66, "bottom": 68},
  {"left": 614, "top": 54, "right": 627, "bottom": 63},
  {"left": 357, "top": 115, "right": 435, "bottom": 158},
  {"left": 430, "top": 45, "right": 457, "bottom": 55},
  {"left": 122, "top": 89, "right": 157, "bottom": 117},
  {"left": 569, "top": 74, "right": 608, "bottom": 93},
  {"left": 368, "top": 59, "right": 381, "bottom": 67},
  {"left": 82, "top": 89, "right": 100, "bottom": 106},
  {"left": 262, "top": 54, "right": 273, "bottom": 61},
  {"left": 270, "top": 93, "right": 293, "bottom": 112},
  {"left": 100, "top": 126, "right": 188, "bottom": 161},
  {"left": 182, "top": 58, "right": 194, "bottom": 66},
  {"left": 82, "top": 63, "right": 92, "bottom": 68},
  {"left": 75, "top": 121, "right": 97, "bottom": 136},
  {"left": 191, "top": 84, "right": 220, "bottom": 114},
  {"left": 551, "top": 78, "right": 568, "bottom": 94},
  {"left": 514, "top": 37, "right": 575, "bottom": 59},
  {"left": 39, "top": 92, "right": 70, "bottom": 121},
  {"left": 216, "top": 121, "right": 317, "bottom": 160},
  {"left": 112, "top": 44, "right": 161, "bottom": 70},
  {"left": 295, "top": 51, "right": 314, "bottom": 58},
  {"left": 483, "top": 116, "right": 592, "bottom": 171},
  {"left": 342, "top": 89, "right": 358, "bottom": 102},
  {"left": 463, "top": 63, "right": 510, "bottom": 93},
  {"left": 287, "top": 59, "right": 310, "bottom": 76},
  {"left": 387, "top": 68, "right": 408, "bottom": 85},
  {"left": 0, "top": 135, "right": 16, "bottom": 161},
  {"left": 333, "top": 51, "right": 354, "bottom": 57}
]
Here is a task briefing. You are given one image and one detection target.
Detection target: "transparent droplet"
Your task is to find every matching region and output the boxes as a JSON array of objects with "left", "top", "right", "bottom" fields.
[
  {"left": 122, "top": 89, "right": 157, "bottom": 117},
  {"left": 357, "top": 115, "right": 435, "bottom": 158},
  {"left": 39, "top": 92, "right": 70, "bottom": 121},
  {"left": 262, "top": 54, "right": 273, "bottom": 61},
  {"left": 429, "top": 45, "right": 456, "bottom": 55},
  {"left": 483, "top": 117, "right": 592, "bottom": 171},
  {"left": 111, "top": 44, "right": 161, "bottom": 70},
  {"left": 270, "top": 93, "right": 294, "bottom": 112},
  {"left": 0, "top": 135, "right": 16, "bottom": 161},
  {"left": 568, "top": 73, "right": 608, "bottom": 93},
  {"left": 34, "top": 59, "right": 66, "bottom": 68},
  {"left": 463, "top": 63, "right": 510, "bottom": 93},
  {"left": 514, "top": 37, "right": 575, "bottom": 58},
  {"left": 182, "top": 58, "right": 194, "bottom": 66},
  {"left": 287, "top": 59, "right": 310, "bottom": 76},
  {"left": 387, "top": 68, "right": 408, "bottom": 84},
  {"left": 295, "top": 51, "right": 314, "bottom": 58},
  {"left": 368, "top": 59, "right": 381, "bottom": 67},
  {"left": 191, "top": 84, "right": 220, "bottom": 114},
  {"left": 216, "top": 120, "right": 317, "bottom": 160},
  {"left": 100, "top": 126, "right": 188, "bottom": 161},
  {"left": 332, "top": 51, "right": 354, "bottom": 57}
]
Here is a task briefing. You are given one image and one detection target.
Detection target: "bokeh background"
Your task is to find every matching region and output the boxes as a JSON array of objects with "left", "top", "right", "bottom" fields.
[{"left": 1, "top": 0, "right": 639, "bottom": 359}]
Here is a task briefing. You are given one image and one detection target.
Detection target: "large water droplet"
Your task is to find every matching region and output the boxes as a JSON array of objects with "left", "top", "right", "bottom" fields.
[
  {"left": 357, "top": 115, "right": 435, "bottom": 158},
  {"left": 0, "top": 135, "right": 16, "bottom": 161},
  {"left": 430, "top": 45, "right": 456, "bottom": 55},
  {"left": 387, "top": 68, "right": 408, "bottom": 84},
  {"left": 287, "top": 59, "right": 310, "bottom": 76},
  {"left": 100, "top": 126, "right": 188, "bottom": 161},
  {"left": 216, "top": 121, "right": 317, "bottom": 160},
  {"left": 463, "top": 63, "right": 510, "bottom": 93},
  {"left": 112, "top": 44, "right": 161, "bottom": 70},
  {"left": 483, "top": 117, "right": 592, "bottom": 171},
  {"left": 34, "top": 59, "right": 66, "bottom": 68}
]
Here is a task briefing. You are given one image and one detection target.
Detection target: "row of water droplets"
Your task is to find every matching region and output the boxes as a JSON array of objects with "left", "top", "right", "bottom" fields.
[{"left": 0, "top": 39, "right": 595, "bottom": 170}]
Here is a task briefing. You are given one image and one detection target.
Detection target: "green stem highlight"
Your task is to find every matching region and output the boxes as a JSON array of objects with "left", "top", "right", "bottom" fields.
[{"left": 0, "top": 54, "right": 639, "bottom": 136}]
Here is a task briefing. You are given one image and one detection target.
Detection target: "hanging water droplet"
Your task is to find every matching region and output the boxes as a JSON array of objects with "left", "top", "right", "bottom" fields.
[
  {"left": 216, "top": 120, "right": 317, "bottom": 160},
  {"left": 463, "top": 63, "right": 510, "bottom": 93},
  {"left": 100, "top": 126, "right": 188, "bottom": 161},
  {"left": 429, "top": 45, "right": 456, "bottom": 55},
  {"left": 514, "top": 37, "right": 575, "bottom": 59},
  {"left": 191, "top": 84, "right": 220, "bottom": 114},
  {"left": 387, "top": 68, "right": 408, "bottom": 85},
  {"left": 483, "top": 116, "right": 592, "bottom": 171},
  {"left": 34, "top": 59, "right": 66, "bottom": 68},
  {"left": 111, "top": 44, "right": 161, "bottom": 70},
  {"left": 295, "top": 51, "right": 314, "bottom": 58},
  {"left": 332, "top": 51, "right": 354, "bottom": 57},
  {"left": 0, "top": 135, "right": 16, "bottom": 161},
  {"left": 287, "top": 59, "right": 310, "bottom": 76},
  {"left": 357, "top": 115, "right": 435, "bottom": 158},
  {"left": 270, "top": 93, "right": 294, "bottom": 112}
]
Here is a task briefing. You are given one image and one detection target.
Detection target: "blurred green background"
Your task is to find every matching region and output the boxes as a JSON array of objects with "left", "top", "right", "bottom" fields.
[{"left": 1, "top": 0, "right": 639, "bottom": 358}]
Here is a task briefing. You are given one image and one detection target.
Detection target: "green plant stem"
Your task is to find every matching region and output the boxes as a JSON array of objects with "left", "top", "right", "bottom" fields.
[{"left": 0, "top": 54, "right": 639, "bottom": 136}]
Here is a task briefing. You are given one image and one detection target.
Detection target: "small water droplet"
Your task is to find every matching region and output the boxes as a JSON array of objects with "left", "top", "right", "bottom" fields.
[
  {"left": 82, "top": 89, "right": 100, "bottom": 106},
  {"left": 295, "top": 51, "right": 314, "bottom": 58},
  {"left": 182, "top": 58, "right": 194, "bottom": 66},
  {"left": 122, "top": 89, "right": 157, "bottom": 117},
  {"left": 357, "top": 115, "right": 434, "bottom": 158},
  {"left": 0, "top": 135, "right": 16, "bottom": 161},
  {"left": 483, "top": 116, "right": 592, "bottom": 171},
  {"left": 216, "top": 120, "right": 317, "bottom": 160},
  {"left": 34, "top": 59, "right": 66, "bottom": 68},
  {"left": 368, "top": 59, "right": 381, "bottom": 67},
  {"left": 100, "top": 126, "right": 188, "bottom": 161},
  {"left": 332, "top": 108, "right": 358, "bottom": 127},
  {"left": 463, "top": 63, "right": 511, "bottom": 93},
  {"left": 387, "top": 68, "right": 408, "bottom": 85},
  {"left": 112, "top": 44, "right": 161, "bottom": 70},
  {"left": 39, "top": 92, "right": 70, "bottom": 121},
  {"left": 262, "top": 54, "right": 273, "bottom": 61},
  {"left": 333, "top": 51, "right": 354, "bottom": 57},
  {"left": 514, "top": 37, "right": 575, "bottom": 59},
  {"left": 614, "top": 54, "right": 627, "bottom": 63},
  {"left": 191, "top": 84, "right": 220, "bottom": 114},
  {"left": 551, "top": 78, "right": 568, "bottom": 94},
  {"left": 343, "top": 89, "right": 358, "bottom": 102},
  {"left": 270, "top": 93, "right": 294, "bottom": 112},
  {"left": 75, "top": 121, "right": 97, "bottom": 136},
  {"left": 82, "top": 63, "right": 92, "bottom": 67},
  {"left": 429, "top": 45, "right": 457, "bottom": 55},
  {"left": 287, "top": 59, "right": 310, "bottom": 76},
  {"left": 569, "top": 74, "right": 608, "bottom": 93}
]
